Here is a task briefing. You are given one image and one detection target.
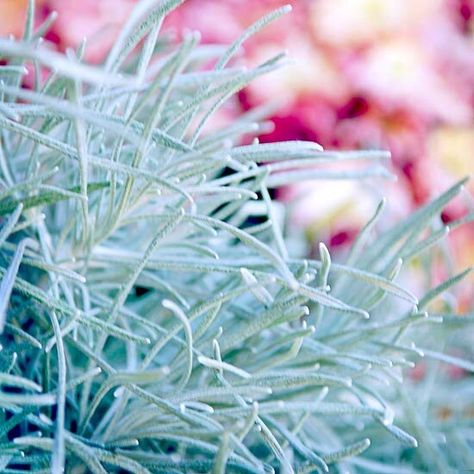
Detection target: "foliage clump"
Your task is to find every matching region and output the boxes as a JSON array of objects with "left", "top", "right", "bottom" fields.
[{"left": 0, "top": 1, "right": 472, "bottom": 473}]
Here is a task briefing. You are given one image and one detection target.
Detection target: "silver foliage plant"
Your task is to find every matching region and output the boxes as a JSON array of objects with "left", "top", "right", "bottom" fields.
[{"left": 0, "top": 1, "right": 472, "bottom": 473}]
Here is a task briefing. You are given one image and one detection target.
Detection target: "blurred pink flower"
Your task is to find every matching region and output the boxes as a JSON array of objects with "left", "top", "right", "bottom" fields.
[
  {"left": 164, "top": 0, "right": 298, "bottom": 44},
  {"left": 48, "top": 0, "right": 136, "bottom": 62},
  {"left": 344, "top": 39, "right": 472, "bottom": 123},
  {"left": 164, "top": 0, "right": 243, "bottom": 44},
  {"left": 250, "top": 95, "right": 337, "bottom": 145}
]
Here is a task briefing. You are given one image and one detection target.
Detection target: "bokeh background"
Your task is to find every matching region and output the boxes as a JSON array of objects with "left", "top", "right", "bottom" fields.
[{"left": 2, "top": 0, "right": 473, "bottom": 308}]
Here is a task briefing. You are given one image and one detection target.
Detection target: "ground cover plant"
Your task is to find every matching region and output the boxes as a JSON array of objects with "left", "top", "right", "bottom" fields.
[{"left": 0, "top": 1, "right": 473, "bottom": 473}]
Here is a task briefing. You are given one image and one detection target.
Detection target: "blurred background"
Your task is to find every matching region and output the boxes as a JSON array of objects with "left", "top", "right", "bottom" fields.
[{"left": 2, "top": 0, "right": 473, "bottom": 308}]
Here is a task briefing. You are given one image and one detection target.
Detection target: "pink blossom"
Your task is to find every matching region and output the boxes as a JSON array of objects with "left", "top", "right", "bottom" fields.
[
  {"left": 344, "top": 39, "right": 472, "bottom": 123},
  {"left": 48, "top": 0, "right": 136, "bottom": 62},
  {"left": 254, "top": 96, "right": 338, "bottom": 146},
  {"left": 164, "top": 1, "right": 244, "bottom": 44}
]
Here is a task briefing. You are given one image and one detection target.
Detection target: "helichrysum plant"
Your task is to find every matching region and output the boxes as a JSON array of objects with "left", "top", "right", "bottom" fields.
[{"left": 0, "top": 1, "right": 473, "bottom": 473}]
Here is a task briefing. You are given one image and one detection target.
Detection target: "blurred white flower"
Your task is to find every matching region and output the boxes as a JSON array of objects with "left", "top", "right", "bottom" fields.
[
  {"left": 310, "top": 0, "right": 442, "bottom": 46},
  {"left": 429, "top": 127, "right": 474, "bottom": 187},
  {"left": 283, "top": 180, "right": 379, "bottom": 230},
  {"left": 247, "top": 34, "right": 349, "bottom": 106}
]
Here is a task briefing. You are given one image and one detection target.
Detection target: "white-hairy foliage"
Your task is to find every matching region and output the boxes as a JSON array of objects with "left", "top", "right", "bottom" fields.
[{"left": 0, "top": 1, "right": 472, "bottom": 473}]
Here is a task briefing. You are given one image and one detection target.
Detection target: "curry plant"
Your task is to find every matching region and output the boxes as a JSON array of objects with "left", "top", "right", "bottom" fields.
[{"left": 0, "top": 1, "right": 472, "bottom": 473}]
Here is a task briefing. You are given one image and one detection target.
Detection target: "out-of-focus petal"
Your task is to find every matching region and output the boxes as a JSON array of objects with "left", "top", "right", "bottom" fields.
[
  {"left": 48, "top": 0, "right": 136, "bottom": 62},
  {"left": 247, "top": 35, "right": 349, "bottom": 107},
  {"left": 310, "top": 0, "right": 441, "bottom": 47},
  {"left": 0, "top": 0, "right": 47, "bottom": 37},
  {"left": 429, "top": 127, "right": 474, "bottom": 183},
  {"left": 345, "top": 39, "right": 472, "bottom": 123}
]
